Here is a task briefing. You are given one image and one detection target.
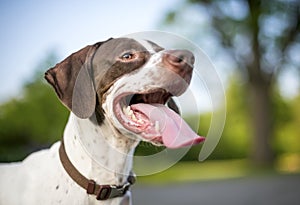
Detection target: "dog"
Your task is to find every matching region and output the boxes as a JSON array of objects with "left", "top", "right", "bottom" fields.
[{"left": 0, "top": 37, "right": 204, "bottom": 205}]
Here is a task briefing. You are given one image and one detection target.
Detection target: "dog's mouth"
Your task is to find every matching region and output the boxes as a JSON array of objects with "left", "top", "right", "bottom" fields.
[{"left": 113, "top": 89, "right": 205, "bottom": 148}]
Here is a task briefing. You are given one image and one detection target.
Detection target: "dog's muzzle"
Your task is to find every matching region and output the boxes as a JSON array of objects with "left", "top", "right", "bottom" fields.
[{"left": 111, "top": 49, "right": 205, "bottom": 148}]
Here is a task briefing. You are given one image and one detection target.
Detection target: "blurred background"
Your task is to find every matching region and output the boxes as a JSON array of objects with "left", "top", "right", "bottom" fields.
[{"left": 1, "top": 0, "right": 299, "bottom": 204}]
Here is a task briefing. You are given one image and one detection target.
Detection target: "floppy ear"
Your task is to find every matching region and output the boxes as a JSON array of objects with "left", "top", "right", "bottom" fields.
[{"left": 45, "top": 42, "right": 103, "bottom": 119}]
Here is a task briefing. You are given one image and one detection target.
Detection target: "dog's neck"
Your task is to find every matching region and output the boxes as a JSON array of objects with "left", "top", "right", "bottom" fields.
[{"left": 63, "top": 113, "right": 138, "bottom": 186}]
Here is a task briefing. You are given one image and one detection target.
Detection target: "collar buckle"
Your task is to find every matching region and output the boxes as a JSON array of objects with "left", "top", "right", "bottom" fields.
[
  {"left": 59, "top": 140, "right": 136, "bottom": 201},
  {"left": 96, "top": 182, "right": 131, "bottom": 200},
  {"left": 96, "top": 185, "right": 112, "bottom": 200}
]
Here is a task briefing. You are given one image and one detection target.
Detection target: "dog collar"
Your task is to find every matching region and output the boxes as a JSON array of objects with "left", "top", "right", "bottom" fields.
[{"left": 59, "top": 140, "right": 136, "bottom": 201}]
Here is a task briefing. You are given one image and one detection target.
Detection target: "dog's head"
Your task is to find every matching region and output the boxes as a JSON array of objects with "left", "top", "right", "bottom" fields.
[{"left": 45, "top": 37, "right": 204, "bottom": 148}]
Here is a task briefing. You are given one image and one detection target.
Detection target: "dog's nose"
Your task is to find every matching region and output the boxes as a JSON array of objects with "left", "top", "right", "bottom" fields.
[{"left": 163, "top": 49, "right": 195, "bottom": 83}]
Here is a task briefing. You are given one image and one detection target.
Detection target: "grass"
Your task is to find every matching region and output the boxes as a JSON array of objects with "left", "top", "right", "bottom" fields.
[{"left": 135, "top": 154, "right": 300, "bottom": 184}]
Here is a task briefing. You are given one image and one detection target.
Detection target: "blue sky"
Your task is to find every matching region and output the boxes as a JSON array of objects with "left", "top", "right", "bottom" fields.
[
  {"left": 0, "top": 0, "right": 298, "bottom": 105},
  {"left": 0, "top": 0, "right": 181, "bottom": 101}
]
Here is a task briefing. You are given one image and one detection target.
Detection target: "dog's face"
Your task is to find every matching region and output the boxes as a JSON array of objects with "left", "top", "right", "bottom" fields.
[{"left": 45, "top": 37, "right": 204, "bottom": 148}]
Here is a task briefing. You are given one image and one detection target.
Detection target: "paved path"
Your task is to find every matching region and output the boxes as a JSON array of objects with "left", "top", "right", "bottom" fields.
[{"left": 132, "top": 174, "right": 300, "bottom": 205}]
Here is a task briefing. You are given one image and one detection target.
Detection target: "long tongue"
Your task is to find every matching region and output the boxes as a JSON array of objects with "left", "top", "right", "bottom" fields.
[{"left": 131, "top": 103, "right": 205, "bottom": 148}]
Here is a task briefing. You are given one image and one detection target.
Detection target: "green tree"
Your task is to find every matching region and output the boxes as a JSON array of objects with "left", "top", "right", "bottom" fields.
[
  {"left": 0, "top": 53, "right": 69, "bottom": 162},
  {"left": 163, "top": 0, "right": 300, "bottom": 166},
  {"left": 274, "top": 94, "right": 300, "bottom": 155},
  {"left": 209, "top": 76, "right": 251, "bottom": 159}
]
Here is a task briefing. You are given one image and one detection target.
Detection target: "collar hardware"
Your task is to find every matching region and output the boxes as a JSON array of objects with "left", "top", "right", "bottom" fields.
[{"left": 59, "top": 140, "right": 135, "bottom": 201}]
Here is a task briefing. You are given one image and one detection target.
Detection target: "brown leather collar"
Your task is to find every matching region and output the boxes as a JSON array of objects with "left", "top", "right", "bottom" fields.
[{"left": 59, "top": 140, "right": 136, "bottom": 201}]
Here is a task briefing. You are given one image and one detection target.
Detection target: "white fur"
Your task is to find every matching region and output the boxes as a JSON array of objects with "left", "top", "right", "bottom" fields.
[
  {"left": 104, "top": 50, "right": 188, "bottom": 140},
  {"left": 0, "top": 40, "right": 188, "bottom": 205},
  {"left": 0, "top": 112, "right": 137, "bottom": 205},
  {"left": 134, "top": 39, "right": 156, "bottom": 54}
]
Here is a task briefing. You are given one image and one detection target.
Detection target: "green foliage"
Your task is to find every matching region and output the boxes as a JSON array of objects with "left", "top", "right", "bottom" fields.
[
  {"left": 164, "top": 11, "right": 176, "bottom": 24},
  {"left": 212, "top": 77, "right": 251, "bottom": 159},
  {"left": 187, "top": 76, "right": 252, "bottom": 160},
  {"left": 181, "top": 76, "right": 300, "bottom": 161},
  {"left": 138, "top": 159, "right": 257, "bottom": 184},
  {"left": 0, "top": 54, "right": 69, "bottom": 162},
  {"left": 274, "top": 95, "right": 300, "bottom": 154}
]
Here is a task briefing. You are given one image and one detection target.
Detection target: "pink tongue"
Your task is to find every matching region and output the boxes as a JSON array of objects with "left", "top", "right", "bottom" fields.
[{"left": 131, "top": 103, "right": 205, "bottom": 148}]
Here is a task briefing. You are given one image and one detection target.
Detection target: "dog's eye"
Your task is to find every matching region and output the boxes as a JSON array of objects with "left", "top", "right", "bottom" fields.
[{"left": 121, "top": 52, "right": 135, "bottom": 61}]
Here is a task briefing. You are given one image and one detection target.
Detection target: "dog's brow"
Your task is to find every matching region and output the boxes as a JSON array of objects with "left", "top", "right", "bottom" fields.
[
  {"left": 146, "top": 40, "right": 164, "bottom": 52},
  {"left": 134, "top": 39, "right": 158, "bottom": 54}
]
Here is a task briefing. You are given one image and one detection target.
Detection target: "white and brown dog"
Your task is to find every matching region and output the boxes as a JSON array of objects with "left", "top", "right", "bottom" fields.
[{"left": 0, "top": 37, "right": 204, "bottom": 205}]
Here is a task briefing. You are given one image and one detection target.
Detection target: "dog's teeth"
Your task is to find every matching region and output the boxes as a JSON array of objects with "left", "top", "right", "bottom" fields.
[
  {"left": 131, "top": 113, "right": 137, "bottom": 121},
  {"left": 128, "top": 109, "right": 133, "bottom": 116},
  {"left": 123, "top": 107, "right": 128, "bottom": 115},
  {"left": 123, "top": 106, "right": 139, "bottom": 121},
  {"left": 155, "top": 121, "right": 160, "bottom": 132},
  {"left": 123, "top": 106, "right": 132, "bottom": 117},
  {"left": 126, "top": 106, "right": 131, "bottom": 114}
]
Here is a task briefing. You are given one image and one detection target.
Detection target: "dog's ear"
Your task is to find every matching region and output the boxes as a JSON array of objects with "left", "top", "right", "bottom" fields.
[
  {"left": 45, "top": 42, "right": 103, "bottom": 119},
  {"left": 167, "top": 98, "right": 180, "bottom": 115}
]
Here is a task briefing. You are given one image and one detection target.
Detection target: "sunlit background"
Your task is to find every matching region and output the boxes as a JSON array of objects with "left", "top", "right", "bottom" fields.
[{"left": 1, "top": 0, "right": 299, "bottom": 204}]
